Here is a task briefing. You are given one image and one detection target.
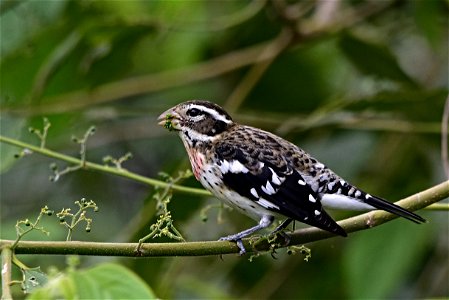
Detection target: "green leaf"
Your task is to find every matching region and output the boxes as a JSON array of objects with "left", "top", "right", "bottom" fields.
[
  {"left": 338, "top": 33, "right": 417, "bottom": 86},
  {"left": 22, "top": 267, "right": 49, "bottom": 294},
  {"left": 27, "top": 263, "right": 157, "bottom": 299},
  {"left": 343, "top": 220, "right": 433, "bottom": 299}
]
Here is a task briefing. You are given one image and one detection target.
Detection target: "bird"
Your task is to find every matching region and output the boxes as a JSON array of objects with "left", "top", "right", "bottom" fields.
[{"left": 157, "top": 100, "right": 426, "bottom": 254}]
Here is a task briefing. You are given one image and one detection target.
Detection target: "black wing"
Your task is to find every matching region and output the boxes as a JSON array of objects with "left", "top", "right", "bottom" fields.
[{"left": 216, "top": 143, "right": 347, "bottom": 237}]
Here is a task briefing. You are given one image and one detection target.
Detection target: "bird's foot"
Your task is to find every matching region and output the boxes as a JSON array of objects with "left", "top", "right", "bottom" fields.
[
  {"left": 272, "top": 230, "right": 291, "bottom": 247},
  {"left": 219, "top": 235, "right": 246, "bottom": 255}
]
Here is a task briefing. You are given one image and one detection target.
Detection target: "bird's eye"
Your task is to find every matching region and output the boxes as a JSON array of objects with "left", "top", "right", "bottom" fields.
[{"left": 187, "top": 108, "right": 202, "bottom": 117}]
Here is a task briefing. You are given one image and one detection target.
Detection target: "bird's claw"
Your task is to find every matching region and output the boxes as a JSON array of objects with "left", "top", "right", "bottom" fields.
[
  {"left": 219, "top": 236, "right": 247, "bottom": 255},
  {"left": 276, "top": 231, "right": 291, "bottom": 247}
]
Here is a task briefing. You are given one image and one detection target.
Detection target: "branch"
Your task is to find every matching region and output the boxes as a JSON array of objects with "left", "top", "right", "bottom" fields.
[
  {"left": 1, "top": 247, "right": 13, "bottom": 299},
  {"left": 0, "top": 135, "right": 210, "bottom": 197},
  {"left": 1, "top": 181, "right": 447, "bottom": 257}
]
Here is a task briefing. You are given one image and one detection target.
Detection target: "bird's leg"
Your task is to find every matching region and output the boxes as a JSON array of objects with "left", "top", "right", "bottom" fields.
[
  {"left": 274, "top": 218, "right": 293, "bottom": 232},
  {"left": 219, "top": 215, "right": 274, "bottom": 255},
  {"left": 270, "top": 218, "right": 293, "bottom": 246}
]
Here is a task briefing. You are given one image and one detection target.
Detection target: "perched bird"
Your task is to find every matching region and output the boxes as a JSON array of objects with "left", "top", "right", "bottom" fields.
[{"left": 158, "top": 100, "right": 426, "bottom": 254}]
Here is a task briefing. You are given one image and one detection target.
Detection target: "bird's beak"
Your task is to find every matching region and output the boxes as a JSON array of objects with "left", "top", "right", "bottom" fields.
[{"left": 157, "top": 108, "right": 180, "bottom": 131}]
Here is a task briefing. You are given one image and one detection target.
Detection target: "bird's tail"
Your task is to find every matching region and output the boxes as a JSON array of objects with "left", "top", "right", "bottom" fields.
[{"left": 363, "top": 195, "right": 426, "bottom": 224}]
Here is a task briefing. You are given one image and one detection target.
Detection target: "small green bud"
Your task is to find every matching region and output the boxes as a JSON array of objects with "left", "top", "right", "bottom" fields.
[
  {"left": 94, "top": 207, "right": 99, "bottom": 212},
  {"left": 46, "top": 210, "right": 53, "bottom": 216},
  {"left": 85, "top": 227, "right": 91, "bottom": 232},
  {"left": 25, "top": 220, "right": 31, "bottom": 226},
  {"left": 59, "top": 217, "right": 65, "bottom": 223}
]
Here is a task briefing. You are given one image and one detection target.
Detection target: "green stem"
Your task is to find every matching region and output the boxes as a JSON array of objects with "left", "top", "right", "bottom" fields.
[
  {"left": 1, "top": 247, "right": 13, "bottom": 300},
  {"left": 424, "top": 203, "right": 449, "bottom": 211},
  {"left": 0, "top": 135, "right": 210, "bottom": 196}
]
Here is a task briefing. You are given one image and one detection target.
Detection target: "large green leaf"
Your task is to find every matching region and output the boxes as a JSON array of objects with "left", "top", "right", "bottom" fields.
[{"left": 27, "top": 263, "right": 157, "bottom": 299}]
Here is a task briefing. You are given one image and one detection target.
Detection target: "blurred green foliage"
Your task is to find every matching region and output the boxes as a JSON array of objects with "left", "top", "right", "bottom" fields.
[{"left": 1, "top": 0, "right": 448, "bottom": 299}]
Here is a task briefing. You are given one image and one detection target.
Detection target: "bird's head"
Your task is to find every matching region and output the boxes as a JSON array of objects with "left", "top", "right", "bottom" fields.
[{"left": 158, "top": 100, "right": 235, "bottom": 145}]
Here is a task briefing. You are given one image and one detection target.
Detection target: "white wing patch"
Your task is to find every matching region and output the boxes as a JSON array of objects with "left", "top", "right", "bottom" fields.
[
  {"left": 269, "top": 167, "right": 284, "bottom": 185},
  {"left": 250, "top": 188, "right": 259, "bottom": 198},
  {"left": 261, "top": 180, "right": 276, "bottom": 195},
  {"left": 257, "top": 198, "right": 280, "bottom": 210},
  {"left": 308, "top": 194, "right": 316, "bottom": 203},
  {"left": 220, "top": 160, "right": 249, "bottom": 174},
  {"left": 219, "top": 160, "right": 230, "bottom": 174}
]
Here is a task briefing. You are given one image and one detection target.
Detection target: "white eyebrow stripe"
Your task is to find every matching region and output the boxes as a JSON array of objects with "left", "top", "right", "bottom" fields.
[{"left": 188, "top": 105, "right": 232, "bottom": 123}]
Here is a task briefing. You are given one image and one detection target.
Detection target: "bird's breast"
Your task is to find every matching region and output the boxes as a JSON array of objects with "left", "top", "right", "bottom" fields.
[{"left": 185, "top": 148, "right": 205, "bottom": 180}]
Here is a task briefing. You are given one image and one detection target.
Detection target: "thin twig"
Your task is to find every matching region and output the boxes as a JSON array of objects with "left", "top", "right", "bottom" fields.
[
  {"left": 0, "top": 135, "right": 210, "bottom": 196},
  {"left": 425, "top": 203, "right": 449, "bottom": 211}
]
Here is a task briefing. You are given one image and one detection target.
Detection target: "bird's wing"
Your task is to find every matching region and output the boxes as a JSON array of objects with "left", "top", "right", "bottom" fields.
[{"left": 215, "top": 142, "right": 347, "bottom": 237}]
